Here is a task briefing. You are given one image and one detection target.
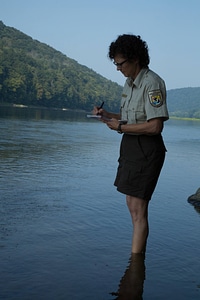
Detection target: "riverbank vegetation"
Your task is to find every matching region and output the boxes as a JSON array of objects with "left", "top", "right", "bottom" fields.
[{"left": 0, "top": 21, "right": 200, "bottom": 118}]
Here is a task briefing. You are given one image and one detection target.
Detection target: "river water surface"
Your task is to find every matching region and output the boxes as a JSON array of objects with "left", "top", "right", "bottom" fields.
[{"left": 0, "top": 106, "right": 200, "bottom": 299}]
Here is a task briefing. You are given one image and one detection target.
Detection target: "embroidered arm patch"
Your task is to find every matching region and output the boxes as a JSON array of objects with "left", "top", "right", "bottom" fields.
[{"left": 148, "top": 90, "right": 163, "bottom": 107}]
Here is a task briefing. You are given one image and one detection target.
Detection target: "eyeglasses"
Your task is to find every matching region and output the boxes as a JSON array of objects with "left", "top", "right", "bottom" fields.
[{"left": 113, "top": 59, "right": 128, "bottom": 67}]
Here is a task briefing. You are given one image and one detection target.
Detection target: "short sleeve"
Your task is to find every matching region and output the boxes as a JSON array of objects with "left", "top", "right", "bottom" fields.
[{"left": 145, "top": 82, "right": 169, "bottom": 121}]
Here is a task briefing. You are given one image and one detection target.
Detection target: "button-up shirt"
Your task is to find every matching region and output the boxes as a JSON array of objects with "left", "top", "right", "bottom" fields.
[{"left": 120, "top": 68, "right": 169, "bottom": 125}]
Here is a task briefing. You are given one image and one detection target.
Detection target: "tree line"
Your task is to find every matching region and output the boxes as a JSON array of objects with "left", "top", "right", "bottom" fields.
[
  {"left": 0, "top": 21, "right": 122, "bottom": 112},
  {"left": 1, "top": 21, "right": 200, "bottom": 118}
]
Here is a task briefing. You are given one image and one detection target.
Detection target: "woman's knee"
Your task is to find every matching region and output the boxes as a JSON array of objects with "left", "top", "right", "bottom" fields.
[{"left": 126, "top": 195, "right": 149, "bottom": 221}]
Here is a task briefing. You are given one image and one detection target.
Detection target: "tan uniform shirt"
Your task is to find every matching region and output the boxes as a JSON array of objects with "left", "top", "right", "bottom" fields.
[{"left": 121, "top": 68, "right": 169, "bottom": 124}]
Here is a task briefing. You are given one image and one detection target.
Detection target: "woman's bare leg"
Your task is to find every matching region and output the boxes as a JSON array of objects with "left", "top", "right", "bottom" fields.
[{"left": 126, "top": 195, "right": 149, "bottom": 254}]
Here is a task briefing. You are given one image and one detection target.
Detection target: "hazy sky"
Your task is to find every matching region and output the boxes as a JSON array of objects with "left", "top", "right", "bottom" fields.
[{"left": 1, "top": 0, "right": 200, "bottom": 90}]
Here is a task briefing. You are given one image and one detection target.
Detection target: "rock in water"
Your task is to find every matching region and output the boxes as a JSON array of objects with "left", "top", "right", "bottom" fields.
[{"left": 188, "top": 187, "right": 200, "bottom": 207}]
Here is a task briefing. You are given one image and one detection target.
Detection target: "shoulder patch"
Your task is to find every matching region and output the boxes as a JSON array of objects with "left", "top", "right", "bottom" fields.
[{"left": 148, "top": 90, "right": 163, "bottom": 107}]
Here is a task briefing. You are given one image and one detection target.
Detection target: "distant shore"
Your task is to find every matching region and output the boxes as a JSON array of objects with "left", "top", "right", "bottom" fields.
[
  {"left": 170, "top": 116, "right": 200, "bottom": 122},
  {"left": 1, "top": 103, "right": 200, "bottom": 121}
]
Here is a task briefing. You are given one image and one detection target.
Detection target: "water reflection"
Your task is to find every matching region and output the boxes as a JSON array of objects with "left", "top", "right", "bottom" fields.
[
  {"left": 110, "top": 253, "right": 145, "bottom": 299},
  {"left": 1, "top": 106, "right": 200, "bottom": 299},
  {"left": 0, "top": 105, "right": 88, "bottom": 121},
  {"left": 194, "top": 206, "right": 200, "bottom": 214},
  {"left": 188, "top": 203, "right": 200, "bottom": 215}
]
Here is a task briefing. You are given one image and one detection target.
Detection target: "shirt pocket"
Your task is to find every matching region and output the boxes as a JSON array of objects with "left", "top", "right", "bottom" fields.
[
  {"left": 135, "top": 110, "right": 147, "bottom": 123},
  {"left": 127, "top": 109, "right": 147, "bottom": 124}
]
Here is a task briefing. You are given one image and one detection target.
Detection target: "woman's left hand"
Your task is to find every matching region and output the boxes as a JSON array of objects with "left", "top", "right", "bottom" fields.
[{"left": 104, "top": 118, "right": 119, "bottom": 131}]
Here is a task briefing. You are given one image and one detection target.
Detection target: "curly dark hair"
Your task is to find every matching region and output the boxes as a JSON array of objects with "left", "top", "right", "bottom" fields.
[{"left": 108, "top": 34, "right": 150, "bottom": 68}]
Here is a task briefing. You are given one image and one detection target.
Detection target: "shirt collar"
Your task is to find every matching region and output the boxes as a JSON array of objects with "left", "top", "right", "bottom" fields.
[{"left": 126, "top": 68, "right": 149, "bottom": 88}]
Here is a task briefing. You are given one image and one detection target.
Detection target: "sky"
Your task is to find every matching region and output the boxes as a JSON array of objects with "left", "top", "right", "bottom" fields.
[{"left": 1, "top": 0, "right": 200, "bottom": 90}]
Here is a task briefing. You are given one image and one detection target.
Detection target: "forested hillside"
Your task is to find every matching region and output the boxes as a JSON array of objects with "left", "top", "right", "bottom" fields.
[
  {"left": 167, "top": 87, "right": 200, "bottom": 118},
  {"left": 0, "top": 21, "right": 122, "bottom": 112},
  {"left": 0, "top": 21, "right": 200, "bottom": 118}
]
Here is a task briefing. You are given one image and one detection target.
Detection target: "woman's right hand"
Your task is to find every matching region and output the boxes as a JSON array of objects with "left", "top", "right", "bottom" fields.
[
  {"left": 92, "top": 106, "right": 100, "bottom": 115},
  {"left": 92, "top": 106, "right": 106, "bottom": 117}
]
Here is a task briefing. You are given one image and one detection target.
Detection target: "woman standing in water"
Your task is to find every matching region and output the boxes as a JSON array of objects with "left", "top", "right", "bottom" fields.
[{"left": 94, "top": 34, "right": 169, "bottom": 253}]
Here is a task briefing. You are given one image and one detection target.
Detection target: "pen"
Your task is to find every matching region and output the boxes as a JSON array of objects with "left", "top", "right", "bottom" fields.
[
  {"left": 99, "top": 101, "right": 104, "bottom": 109},
  {"left": 97, "top": 101, "right": 104, "bottom": 115}
]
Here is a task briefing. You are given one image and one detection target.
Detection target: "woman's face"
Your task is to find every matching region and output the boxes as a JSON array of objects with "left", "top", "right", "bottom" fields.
[{"left": 113, "top": 54, "right": 141, "bottom": 80}]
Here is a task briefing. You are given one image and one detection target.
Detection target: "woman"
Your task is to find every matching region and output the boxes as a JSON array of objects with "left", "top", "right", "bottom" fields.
[{"left": 94, "top": 34, "right": 169, "bottom": 254}]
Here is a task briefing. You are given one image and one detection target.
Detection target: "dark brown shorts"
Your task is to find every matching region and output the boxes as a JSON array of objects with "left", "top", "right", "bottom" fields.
[{"left": 114, "top": 134, "right": 166, "bottom": 200}]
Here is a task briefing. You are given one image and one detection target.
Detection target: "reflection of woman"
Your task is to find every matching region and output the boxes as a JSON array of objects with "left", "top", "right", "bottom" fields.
[
  {"left": 94, "top": 34, "right": 169, "bottom": 253},
  {"left": 110, "top": 254, "right": 145, "bottom": 299}
]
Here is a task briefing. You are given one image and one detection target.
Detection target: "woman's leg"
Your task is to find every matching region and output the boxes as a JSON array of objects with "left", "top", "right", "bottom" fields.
[{"left": 126, "top": 195, "right": 149, "bottom": 254}]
